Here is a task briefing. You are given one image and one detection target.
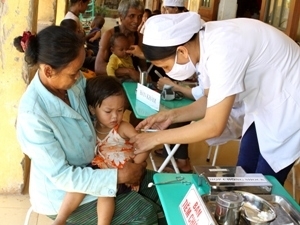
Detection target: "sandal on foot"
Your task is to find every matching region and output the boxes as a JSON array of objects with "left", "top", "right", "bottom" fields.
[
  {"left": 154, "top": 149, "right": 164, "bottom": 158},
  {"left": 161, "top": 164, "right": 193, "bottom": 174}
]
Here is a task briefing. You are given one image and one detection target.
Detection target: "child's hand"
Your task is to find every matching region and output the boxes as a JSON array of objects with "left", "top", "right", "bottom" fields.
[{"left": 128, "top": 68, "right": 139, "bottom": 82}]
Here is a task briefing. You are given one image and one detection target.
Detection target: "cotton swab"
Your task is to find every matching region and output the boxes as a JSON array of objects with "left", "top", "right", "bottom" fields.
[{"left": 141, "top": 129, "right": 159, "bottom": 133}]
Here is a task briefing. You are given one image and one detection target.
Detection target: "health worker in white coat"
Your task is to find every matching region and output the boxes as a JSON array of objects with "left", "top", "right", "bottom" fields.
[{"left": 130, "top": 12, "right": 300, "bottom": 185}]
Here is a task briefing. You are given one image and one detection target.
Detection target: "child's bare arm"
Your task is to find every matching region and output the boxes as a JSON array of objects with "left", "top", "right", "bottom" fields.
[
  {"left": 119, "top": 121, "right": 149, "bottom": 163},
  {"left": 133, "top": 151, "right": 149, "bottom": 164},
  {"left": 89, "top": 31, "right": 101, "bottom": 42}
]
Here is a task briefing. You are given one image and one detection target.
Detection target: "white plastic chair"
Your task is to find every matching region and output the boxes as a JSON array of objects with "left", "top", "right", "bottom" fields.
[
  {"left": 206, "top": 138, "right": 241, "bottom": 166},
  {"left": 149, "top": 144, "right": 180, "bottom": 173},
  {"left": 24, "top": 206, "right": 34, "bottom": 225}
]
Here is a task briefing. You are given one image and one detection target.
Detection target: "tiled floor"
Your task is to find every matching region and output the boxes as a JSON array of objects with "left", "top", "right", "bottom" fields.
[{"left": 0, "top": 194, "right": 53, "bottom": 225}]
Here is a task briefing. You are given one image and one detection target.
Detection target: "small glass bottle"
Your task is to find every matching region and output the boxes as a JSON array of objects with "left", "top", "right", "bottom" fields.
[{"left": 215, "top": 192, "right": 243, "bottom": 225}]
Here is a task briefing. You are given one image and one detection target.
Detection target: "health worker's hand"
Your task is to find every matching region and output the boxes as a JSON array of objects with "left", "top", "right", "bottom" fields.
[
  {"left": 130, "top": 132, "right": 159, "bottom": 154},
  {"left": 126, "top": 45, "right": 145, "bottom": 59},
  {"left": 135, "top": 111, "right": 173, "bottom": 131}
]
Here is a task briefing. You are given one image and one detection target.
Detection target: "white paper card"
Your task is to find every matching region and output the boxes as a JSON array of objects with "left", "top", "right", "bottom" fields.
[
  {"left": 136, "top": 83, "right": 160, "bottom": 111},
  {"left": 179, "top": 184, "right": 215, "bottom": 225}
]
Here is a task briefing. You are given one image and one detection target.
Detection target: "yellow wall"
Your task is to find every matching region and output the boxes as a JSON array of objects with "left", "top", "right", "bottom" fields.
[
  {"left": 0, "top": 0, "right": 38, "bottom": 193},
  {"left": 38, "top": 0, "right": 56, "bottom": 23},
  {"left": 56, "top": 0, "right": 68, "bottom": 25}
]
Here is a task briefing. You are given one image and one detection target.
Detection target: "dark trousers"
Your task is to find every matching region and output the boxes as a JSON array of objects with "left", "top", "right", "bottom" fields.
[{"left": 237, "top": 122, "right": 294, "bottom": 185}]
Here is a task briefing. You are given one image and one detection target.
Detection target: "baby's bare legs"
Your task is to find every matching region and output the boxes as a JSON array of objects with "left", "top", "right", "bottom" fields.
[
  {"left": 52, "top": 192, "right": 85, "bottom": 225},
  {"left": 97, "top": 197, "right": 115, "bottom": 225}
]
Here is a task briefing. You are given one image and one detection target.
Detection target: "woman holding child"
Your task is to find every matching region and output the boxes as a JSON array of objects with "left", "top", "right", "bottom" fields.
[
  {"left": 16, "top": 26, "right": 165, "bottom": 224},
  {"left": 95, "top": 0, "right": 147, "bottom": 80}
]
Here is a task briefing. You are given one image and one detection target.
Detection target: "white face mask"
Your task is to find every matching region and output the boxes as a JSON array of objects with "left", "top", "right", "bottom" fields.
[{"left": 166, "top": 52, "right": 196, "bottom": 81}]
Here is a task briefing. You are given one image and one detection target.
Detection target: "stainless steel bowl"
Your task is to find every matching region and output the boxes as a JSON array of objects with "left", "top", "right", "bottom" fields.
[{"left": 236, "top": 191, "right": 276, "bottom": 225}]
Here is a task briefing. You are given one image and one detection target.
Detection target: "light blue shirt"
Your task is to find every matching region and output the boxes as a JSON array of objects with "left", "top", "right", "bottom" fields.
[{"left": 17, "top": 72, "right": 117, "bottom": 215}]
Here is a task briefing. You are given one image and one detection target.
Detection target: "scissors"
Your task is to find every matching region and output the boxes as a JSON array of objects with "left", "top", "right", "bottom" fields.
[{"left": 148, "top": 176, "right": 191, "bottom": 188}]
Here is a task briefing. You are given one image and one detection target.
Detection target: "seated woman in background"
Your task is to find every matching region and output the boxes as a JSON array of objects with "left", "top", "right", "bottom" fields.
[
  {"left": 59, "top": 19, "right": 96, "bottom": 78},
  {"left": 63, "top": 0, "right": 90, "bottom": 36},
  {"left": 60, "top": 19, "right": 93, "bottom": 56},
  {"left": 62, "top": 0, "right": 96, "bottom": 71},
  {"left": 95, "top": 0, "right": 147, "bottom": 79}
]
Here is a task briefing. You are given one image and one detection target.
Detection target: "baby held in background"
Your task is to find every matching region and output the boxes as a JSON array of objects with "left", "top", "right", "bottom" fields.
[
  {"left": 106, "top": 33, "right": 138, "bottom": 82},
  {"left": 86, "top": 16, "right": 105, "bottom": 56},
  {"left": 53, "top": 76, "right": 149, "bottom": 225}
]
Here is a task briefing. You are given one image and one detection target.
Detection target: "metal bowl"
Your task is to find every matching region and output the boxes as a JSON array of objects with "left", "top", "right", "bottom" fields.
[{"left": 237, "top": 191, "right": 276, "bottom": 225}]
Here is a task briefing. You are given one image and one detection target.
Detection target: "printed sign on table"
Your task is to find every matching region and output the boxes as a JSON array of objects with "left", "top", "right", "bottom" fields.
[
  {"left": 136, "top": 83, "right": 160, "bottom": 111},
  {"left": 179, "top": 184, "right": 215, "bottom": 225},
  {"left": 208, "top": 176, "right": 268, "bottom": 183}
]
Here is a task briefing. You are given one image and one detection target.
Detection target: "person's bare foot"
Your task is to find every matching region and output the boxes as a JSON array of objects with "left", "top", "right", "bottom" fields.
[
  {"left": 161, "top": 159, "right": 193, "bottom": 173},
  {"left": 176, "top": 159, "right": 192, "bottom": 172},
  {"left": 154, "top": 149, "right": 164, "bottom": 158}
]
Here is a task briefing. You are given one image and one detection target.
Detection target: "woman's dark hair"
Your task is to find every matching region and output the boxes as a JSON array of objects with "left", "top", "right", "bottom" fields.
[
  {"left": 144, "top": 8, "right": 152, "bottom": 16},
  {"left": 60, "top": 19, "right": 78, "bottom": 32},
  {"left": 142, "top": 33, "right": 198, "bottom": 61},
  {"left": 25, "top": 25, "right": 85, "bottom": 70},
  {"left": 13, "top": 36, "right": 23, "bottom": 52},
  {"left": 152, "top": 9, "right": 161, "bottom": 15},
  {"left": 85, "top": 76, "right": 126, "bottom": 108}
]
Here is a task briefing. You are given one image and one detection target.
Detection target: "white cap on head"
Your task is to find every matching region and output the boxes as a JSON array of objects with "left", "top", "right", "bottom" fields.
[
  {"left": 163, "top": 0, "right": 185, "bottom": 7},
  {"left": 143, "top": 12, "right": 202, "bottom": 47}
]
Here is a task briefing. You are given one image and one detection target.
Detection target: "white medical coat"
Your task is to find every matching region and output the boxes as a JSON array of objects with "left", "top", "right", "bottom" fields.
[{"left": 199, "top": 18, "right": 300, "bottom": 172}]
